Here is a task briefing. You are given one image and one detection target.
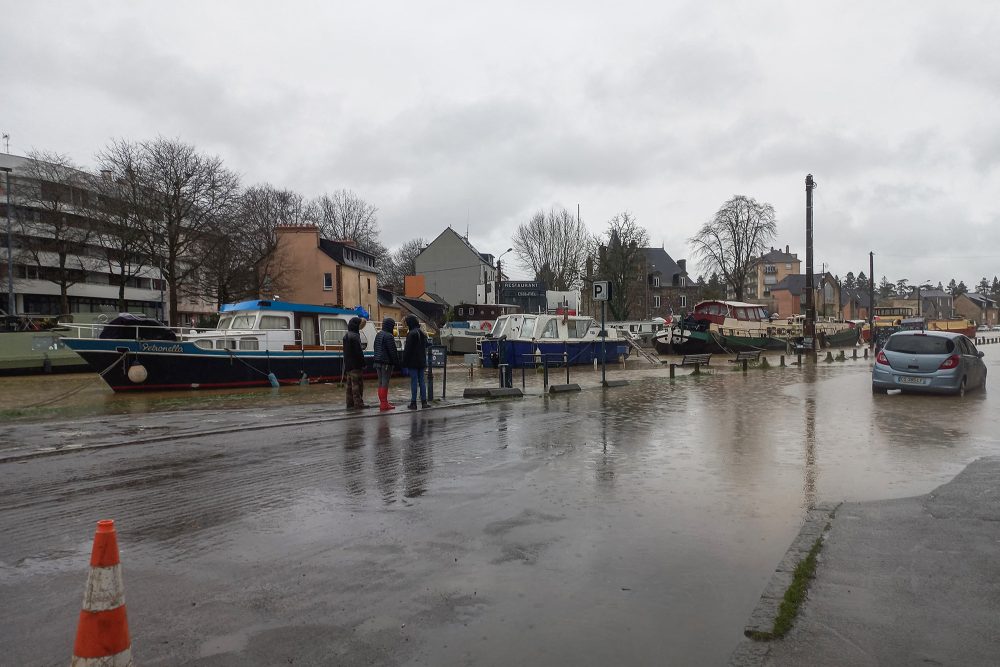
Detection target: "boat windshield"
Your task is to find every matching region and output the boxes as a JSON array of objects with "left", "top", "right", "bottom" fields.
[
  {"left": 216, "top": 315, "right": 233, "bottom": 330},
  {"left": 570, "top": 319, "right": 593, "bottom": 338},
  {"left": 493, "top": 316, "right": 509, "bottom": 337},
  {"left": 521, "top": 316, "right": 537, "bottom": 338},
  {"left": 539, "top": 319, "right": 559, "bottom": 338},
  {"left": 229, "top": 314, "right": 256, "bottom": 330}
]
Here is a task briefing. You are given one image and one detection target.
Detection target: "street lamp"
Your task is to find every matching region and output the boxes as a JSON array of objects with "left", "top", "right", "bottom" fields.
[
  {"left": 1, "top": 166, "right": 14, "bottom": 316},
  {"left": 495, "top": 247, "right": 512, "bottom": 306}
]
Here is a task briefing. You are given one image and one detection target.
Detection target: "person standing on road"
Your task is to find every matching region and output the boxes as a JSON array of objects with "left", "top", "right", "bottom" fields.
[
  {"left": 373, "top": 317, "right": 400, "bottom": 412},
  {"left": 401, "top": 315, "right": 428, "bottom": 410},
  {"left": 342, "top": 316, "right": 367, "bottom": 409}
]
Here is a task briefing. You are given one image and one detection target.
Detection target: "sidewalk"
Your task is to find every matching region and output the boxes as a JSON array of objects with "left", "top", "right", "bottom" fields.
[{"left": 731, "top": 456, "right": 1000, "bottom": 666}]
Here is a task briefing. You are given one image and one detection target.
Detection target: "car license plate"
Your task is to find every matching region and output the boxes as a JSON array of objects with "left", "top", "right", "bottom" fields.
[{"left": 898, "top": 376, "right": 926, "bottom": 385}]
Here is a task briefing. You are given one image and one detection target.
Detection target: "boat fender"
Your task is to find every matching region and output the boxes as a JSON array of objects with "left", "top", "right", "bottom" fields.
[
  {"left": 267, "top": 372, "right": 279, "bottom": 388},
  {"left": 127, "top": 362, "right": 148, "bottom": 383}
]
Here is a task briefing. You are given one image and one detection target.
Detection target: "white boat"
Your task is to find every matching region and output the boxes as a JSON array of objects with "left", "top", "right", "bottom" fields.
[{"left": 478, "top": 312, "right": 630, "bottom": 368}]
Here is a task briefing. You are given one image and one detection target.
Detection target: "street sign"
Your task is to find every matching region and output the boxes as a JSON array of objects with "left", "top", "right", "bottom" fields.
[
  {"left": 593, "top": 281, "right": 610, "bottom": 302},
  {"left": 428, "top": 345, "right": 447, "bottom": 368}
]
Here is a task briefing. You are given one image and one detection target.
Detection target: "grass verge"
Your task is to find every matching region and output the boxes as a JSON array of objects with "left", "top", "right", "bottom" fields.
[{"left": 747, "top": 533, "right": 825, "bottom": 641}]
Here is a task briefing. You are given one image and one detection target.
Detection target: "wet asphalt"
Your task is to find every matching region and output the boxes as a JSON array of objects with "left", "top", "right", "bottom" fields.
[{"left": 2, "top": 349, "right": 999, "bottom": 665}]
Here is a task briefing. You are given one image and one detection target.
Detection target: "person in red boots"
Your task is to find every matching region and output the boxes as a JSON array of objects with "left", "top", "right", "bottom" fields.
[{"left": 373, "top": 317, "right": 401, "bottom": 411}]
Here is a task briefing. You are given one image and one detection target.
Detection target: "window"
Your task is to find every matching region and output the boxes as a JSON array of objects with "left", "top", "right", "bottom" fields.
[
  {"left": 521, "top": 316, "right": 537, "bottom": 338},
  {"left": 230, "top": 315, "right": 256, "bottom": 329},
  {"left": 764, "top": 265, "right": 777, "bottom": 274},
  {"left": 259, "top": 315, "right": 290, "bottom": 330},
  {"left": 652, "top": 276, "right": 660, "bottom": 287},
  {"left": 540, "top": 319, "right": 559, "bottom": 338},
  {"left": 680, "top": 295, "right": 688, "bottom": 308},
  {"left": 653, "top": 296, "right": 661, "bottom": 308},
  {"left": 238, "top": 338, "right": 260, "bottom": 350},
  {"left": 323, "top": 273, "right": 333, "bottom": 290},
  {"left": 320, "top": 317, "right": 348, "bottom": 344},
  {"left": 458, "top": 307, "right": 463, "bottom": 316},
  {"left": 367, "top": 278, "right": 371, "bottom": 294},
  {"left": 679, "top": 277, "right": 687, "bottom": 288},
  {"left": 785, "top": 263, "right": 792, "bottom": 269}
]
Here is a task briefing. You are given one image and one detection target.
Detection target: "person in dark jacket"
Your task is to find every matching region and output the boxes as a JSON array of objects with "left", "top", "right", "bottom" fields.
[
  {"left": 342, "top": 316, "right": 367, "bottom": 408},
  {"left": 401, "top": 315, "right": 428, "bottom": 409},
  {"left": 373, "top": 317, "right": 400, "bottom": 411}
]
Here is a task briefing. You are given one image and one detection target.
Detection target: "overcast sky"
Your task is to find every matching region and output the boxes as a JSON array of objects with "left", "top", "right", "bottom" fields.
[{"left": 5, "top": 1, "right": 1000, "bottom": 286}]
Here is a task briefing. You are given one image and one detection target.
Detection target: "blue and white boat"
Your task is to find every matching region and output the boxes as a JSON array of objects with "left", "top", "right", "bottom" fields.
[
  {"left": 479, "top": 312, "right": 631, "bottom": 368},
  {"left": 61, "top": 300, "right": 383, "bottom": 392}
]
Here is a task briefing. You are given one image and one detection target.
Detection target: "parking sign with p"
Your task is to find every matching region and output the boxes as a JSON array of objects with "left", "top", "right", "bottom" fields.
[{"left": 593, "top": 281, "right": 610, "bottom": 301}]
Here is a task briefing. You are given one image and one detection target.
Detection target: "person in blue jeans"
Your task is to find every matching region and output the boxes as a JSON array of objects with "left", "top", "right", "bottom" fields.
[{"left": 401, "top": 315, "right": 428, "bottom": 409}]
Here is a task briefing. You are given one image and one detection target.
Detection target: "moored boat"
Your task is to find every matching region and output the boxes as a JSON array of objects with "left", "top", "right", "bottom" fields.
[
  {"left": 61, "top": 300, "right": 389, "bottom": 392},
  {"left": 0, "top": 313, "right": 91, "bottom": 376},
  {"left": 479, "top": 312, "right": 630, "bottom": 368},
  {"left": 654, "top": 300, "right": 859, "bottom": 354}
]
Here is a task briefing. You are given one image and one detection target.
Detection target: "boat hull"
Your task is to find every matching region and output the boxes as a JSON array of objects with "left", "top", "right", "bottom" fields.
[
  {"left": 660, "top": 324, "right": 860, "bottom": 355},
  {"left": 0, "top": 331, "right": 91, "bottom": 376},
  {"left": 479, "top": 339, "right": 630, "bottom": 368},
  {"left": 63, "top": 338, "right": 372, "bottom": 392}
]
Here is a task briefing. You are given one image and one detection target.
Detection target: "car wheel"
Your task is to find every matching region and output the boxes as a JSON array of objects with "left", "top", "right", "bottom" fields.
[
  {"left": 872, "top": 384, "right": 887, "bottom": 394},
  {"left": 957, "top": 377, "right": 967, "bottom": 398}
]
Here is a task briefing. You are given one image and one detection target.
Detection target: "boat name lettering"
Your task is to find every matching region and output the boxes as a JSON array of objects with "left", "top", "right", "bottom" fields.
[{"left": 140, "top": 343, "right": 183, "bottom": 353}]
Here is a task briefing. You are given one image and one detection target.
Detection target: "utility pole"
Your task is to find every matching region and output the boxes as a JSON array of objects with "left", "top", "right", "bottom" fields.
[
  {"left": 1, "top": 166, "right": 14, "bottom": 316},
  {"left": 868, "top": 251, "right": 875, "bottom": 349},
  {"left": 804, "top": 174, "right": 816, "bottom": 356}
]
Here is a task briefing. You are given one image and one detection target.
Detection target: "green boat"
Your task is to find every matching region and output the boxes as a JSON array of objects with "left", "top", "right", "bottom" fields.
[{"left": 0, "top": 314, "right": 91, "bottom": 376}]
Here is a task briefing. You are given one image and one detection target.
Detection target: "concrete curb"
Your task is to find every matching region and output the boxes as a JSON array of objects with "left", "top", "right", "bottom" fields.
[
  {"left": 728, "top": 502, "right": 841, "bottom": 665},
  {"left": 548, "top": 383, "right": 582, "bottom": 393}
]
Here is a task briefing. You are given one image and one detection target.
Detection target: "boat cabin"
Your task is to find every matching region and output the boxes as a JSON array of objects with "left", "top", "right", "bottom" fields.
[
  {"left": 491, "top": 313, "right": 602, "bottom": 340},
  {"left": 688, "top": 300, "right": 769, "bottom": 325},
  {"left": 190, "top": 300, "right": 376, "bottom": 352}
]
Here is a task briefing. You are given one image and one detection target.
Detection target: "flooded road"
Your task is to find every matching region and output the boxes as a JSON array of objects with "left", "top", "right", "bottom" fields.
[{"left": 2, "top": 352, "right": 999, "bottom": 665}]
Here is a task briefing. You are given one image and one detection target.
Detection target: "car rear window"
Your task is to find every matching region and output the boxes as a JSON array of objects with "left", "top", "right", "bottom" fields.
[{"left": 885, "top": 335, "right": 954, "bottom": 354}]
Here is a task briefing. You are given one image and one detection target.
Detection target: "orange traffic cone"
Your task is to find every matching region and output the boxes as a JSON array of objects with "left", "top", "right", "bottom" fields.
[{"left": 72, "top": 519, "right": 133, "bottom": 666}]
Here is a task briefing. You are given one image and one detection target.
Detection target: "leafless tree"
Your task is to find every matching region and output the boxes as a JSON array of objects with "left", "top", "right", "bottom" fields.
[
  {"left": 15, "top": 150, "right": 98, "bottom": 314},
  {"left": 134, "top": 137, "right": 241, "bottom": 324},
  {"left": 380, "top": 237, "right": 426, "bottom": 292},
  {"left": 94, "top": 140, "right": 155, "bottom": 312},
  {"left": 304, "top": 189, "right": 388, "bottom": 272},
  {"left": 599, "top": 211, "right": 650, "bottom": 320},
  {"left": 689, "top": 195, "right": 777, "bottom": 301},
  {"left": 512, "top": 207, "right": 592, "bottom": 291}
]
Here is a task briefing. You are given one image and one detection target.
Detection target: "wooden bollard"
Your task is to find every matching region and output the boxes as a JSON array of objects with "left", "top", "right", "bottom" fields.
[
  {"left": 852, "top": 348, "right": 857, "bottom": 359},
  {"left": 797, "top": 352, "right": 802, "bottom": 366},
  {"left": 864, "top": 348, "right": 869, "bottom": 359},
  {"left": 741, "top": 359, "right": 748, "bottom": 372},
  {"left": 669, "top": 363, "right": 676, "bottom": 378},
  {"left": 780, "top": 355, "right": 785, "bottom": 367}
]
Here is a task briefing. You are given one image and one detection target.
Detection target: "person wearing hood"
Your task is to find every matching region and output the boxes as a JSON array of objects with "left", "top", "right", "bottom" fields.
[
  {"left": 373, "top": 317, "right": 400, "bottom": 411},
  {"left": 401, "top": 314, "right": 429, "bottom": 409},
  {"left": 342, "top": 316, "right": 367, "bottom": 409}
]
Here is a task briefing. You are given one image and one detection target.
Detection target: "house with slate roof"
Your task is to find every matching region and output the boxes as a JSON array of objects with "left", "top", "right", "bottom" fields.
[
  {"left": 412, "top": 227, "right": 498, "bottom": 307},
  {"left": 733, "top": 246, "right": 801, "bottom": 311},
  {"left": 954, "top": 292, "right": 998, "bottom": 326},
  {"left": 771, "top": 272, "right": 841, "bottom": 318}
]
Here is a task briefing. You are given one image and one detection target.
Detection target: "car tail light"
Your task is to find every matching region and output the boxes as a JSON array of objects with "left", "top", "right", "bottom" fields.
[
  {"left": 938, "top": 354, "right": 960, "bottom": 370},
  {"left": 875, "top": 350, "right": 889, "bottom": 365}
]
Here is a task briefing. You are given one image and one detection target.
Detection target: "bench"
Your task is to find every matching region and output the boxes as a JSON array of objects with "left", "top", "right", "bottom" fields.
[
  {"left": 669, "top": 353, "right": 712, "bottom": 377},
  {"left": 794, "top": 337, "right": 814, "bottom": 354},
  {"left": 729, "top": 350, "right": 761, "bottom": 370}
]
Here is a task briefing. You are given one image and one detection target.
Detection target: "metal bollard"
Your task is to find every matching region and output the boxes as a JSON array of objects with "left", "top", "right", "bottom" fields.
[
  {"left": 797, "top": 352, "right": 802, "bottom": 366},
  {"left": 780, "top": 355, "right": 785, "bottom": 367},
  {"left": 864, "top": 348, "right": 869, "bottom": 359},
  {"left": 543, "top": 358, "right": 549, "bottom": 390},
  {"left": 741, "top": 359, "right": 748, "bottom": 372},
  {"left": 669, "top": 363, "right": 676, "bottom": 378},
  {"left": 565, "top": 351, "right": 570, "bottom": 384},
  {"left": 853, "top": 348, "right": 857, "bottom": 359},
  {"left": 521, "top": 365, "right": 526, "bottom": 389}
]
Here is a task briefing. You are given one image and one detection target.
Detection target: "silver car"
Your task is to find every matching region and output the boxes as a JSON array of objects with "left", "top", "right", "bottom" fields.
[{"left": 872, "top": 330, "right": 987, "bottom": 396}]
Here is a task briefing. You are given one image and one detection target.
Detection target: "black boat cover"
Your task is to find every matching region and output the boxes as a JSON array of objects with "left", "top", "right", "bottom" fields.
[{"left": 99, "top": 314, "right": 178, "bottom": 341}]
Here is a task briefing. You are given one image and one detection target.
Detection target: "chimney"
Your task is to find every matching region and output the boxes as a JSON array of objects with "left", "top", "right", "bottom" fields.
[
  {"left": 677, "top": 259, "right": 686, "bottom": 273},
  {"left": 785, "top": 245, "right": 789, "bottom": 254}
]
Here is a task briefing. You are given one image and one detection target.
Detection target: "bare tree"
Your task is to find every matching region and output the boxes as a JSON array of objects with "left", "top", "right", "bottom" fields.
[
  {"left": 689, "top": 195, "right": 777, "bottom": 301},
  {"left": 512, "top": 207, "right": 592, "bottom": 290},
  {"left": 134, "top": 137, "right": 241, "bottom": 324},
  {"left": 15, "top": 150, "right": 98, "bottom": 314},
  {"left": 599, "top": 211, "right": 650, "bottom": 320},
  {"left": 94, "top": 140, "right": 154, "bottom": 312},
  {"left": 305, "top": 189, "right": 388, "bottom": 272},
  {"left": 380, "top": 237, "right": 426, "bottom": 292},
  {"left": 235, "top": 184, "right": 306, "bottom": 299}
]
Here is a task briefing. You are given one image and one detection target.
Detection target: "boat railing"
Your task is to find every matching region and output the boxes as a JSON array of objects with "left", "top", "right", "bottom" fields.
[
  {"left": 58, "top": 321, "right": 194, "bottom": 341},
  {"left": 58, "top": 321, "right": 327, "bottom": 353}
]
